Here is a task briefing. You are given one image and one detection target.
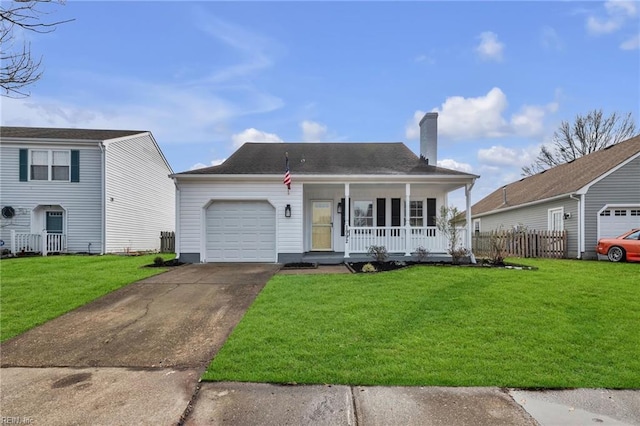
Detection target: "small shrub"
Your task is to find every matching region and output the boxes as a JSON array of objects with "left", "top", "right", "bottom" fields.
[
  {"left": 153, "top": 256, "right": 165, "bottom": 266},
  {"left": 361, "top": 263, "right": 377, "bottom": 273},
  {"left": 394, "top": 261, "right": 406, "bottom": 267},
  {"left": 450, "top": 247, "right": 470, "bottom": 265},
  {"left": 413, "top": 246, "right": 430, "bottom": 262},
  {"left": 367, "top": 245, "right": 389, "bottom": 263}
]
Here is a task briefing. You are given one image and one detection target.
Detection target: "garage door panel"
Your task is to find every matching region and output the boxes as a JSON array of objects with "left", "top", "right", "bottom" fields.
[
  {"left": 206, "top": 201, "right": 276, "bottom": 262},
  {"left": 599, "top": 207, "right": 640, "bottom": 239}
]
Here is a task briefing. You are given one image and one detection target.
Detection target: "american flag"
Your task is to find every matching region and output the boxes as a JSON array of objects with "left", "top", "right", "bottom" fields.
[{"left": 283, "top": 156, "right": 292, "bottom": 190}]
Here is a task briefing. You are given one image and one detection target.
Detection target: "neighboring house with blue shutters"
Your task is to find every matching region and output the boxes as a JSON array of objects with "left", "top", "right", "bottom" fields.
[{"left": 0, "top": 127, "right": 175, "bottom": 255}]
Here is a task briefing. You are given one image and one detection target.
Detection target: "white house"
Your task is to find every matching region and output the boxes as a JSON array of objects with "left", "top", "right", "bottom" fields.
[
  {"left": 471, "top": 134, "right": 640, "bottom": 260},
  {"left": 172, "top": 113, "right": 479, "bottom": 264},
  {"left": 0, "top": 127, "right": 175, "bottom": 255}
]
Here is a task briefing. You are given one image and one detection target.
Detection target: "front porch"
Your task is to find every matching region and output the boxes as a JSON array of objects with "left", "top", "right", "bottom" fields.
[
  {"left": 301, "top": 225, "right": 467, "bottom": 264},
  {"left": 10, "top": 230, "right": 67, "bottom": 256},
  {"left": 302, "top": 180, "right": 474, "bottom": 263}
]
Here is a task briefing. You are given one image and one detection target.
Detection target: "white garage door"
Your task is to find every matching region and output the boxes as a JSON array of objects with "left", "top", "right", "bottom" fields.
[
  {"left": 599, "top": 206, "right": 640, "bottom": 239},
  {"left": 206, "top": 201, "right": 276, "bottom": 262}
]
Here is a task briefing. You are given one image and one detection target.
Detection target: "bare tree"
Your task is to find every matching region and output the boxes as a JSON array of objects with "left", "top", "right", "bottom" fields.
[
  {"left": 1, "top": 0, "right": 72, "bottom": 97},
  {"left": 435, "top": 205, "right": 469, "bottom": 264},
  {"left": 522, "top": 110, "right": 638, "bottom": 176}
]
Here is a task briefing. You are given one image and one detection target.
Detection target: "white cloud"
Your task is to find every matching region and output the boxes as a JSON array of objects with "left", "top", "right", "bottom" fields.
[
  {"left": 620, "top": 34, "right": 640, "bottom": 50},
  {"left": 475, "top": 31, "right": 504, "bottom": 61},
  {"left": 405, "top": 87, "right": 558, "bottom": 141},
  {"left": 586, "top": 0, "right": 637, "bottom": 37},
  {"left": 300, "top": 120, "right": 327, "bottom": 142},
  {"left": 190, "top": 159, "right": 226, "bottom": 170},
  {"left": 437, "top": 159, "right": 473, "bottom": 174},
  {"left": 477, "top": 145, "right": 539, "bottom": 168},
  {"left": 232, "top": 128, "right": 283, "bottom": 148}
]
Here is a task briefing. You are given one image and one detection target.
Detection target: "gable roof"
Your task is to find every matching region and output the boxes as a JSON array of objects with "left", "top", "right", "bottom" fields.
[
  {"left": 0, "top": 127, "right": 146, "bottom": 141},
  {"left": 177, "top": 142, "right": 477, "bottom": 177},
  {"left": 472, "top": 135, "right": 640, "bottom": 216}
]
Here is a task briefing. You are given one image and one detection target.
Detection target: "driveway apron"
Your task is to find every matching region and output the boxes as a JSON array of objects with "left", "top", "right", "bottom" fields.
[{"left": 0, "top": 263, "right": 280, "bottom": 425}]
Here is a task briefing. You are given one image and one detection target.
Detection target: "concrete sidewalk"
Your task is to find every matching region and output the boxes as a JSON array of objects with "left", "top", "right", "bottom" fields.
[{"left": 185, "top": 382, "right": 640, "bottom": 426}]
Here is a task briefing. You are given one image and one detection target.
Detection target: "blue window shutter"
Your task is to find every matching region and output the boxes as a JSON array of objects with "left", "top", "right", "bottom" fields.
[
  {"left": 19, "top": 149, "right": 28, "bottom": 181},
  {"left": 71, "top": 150, "right": 80, "bottom": 182}
]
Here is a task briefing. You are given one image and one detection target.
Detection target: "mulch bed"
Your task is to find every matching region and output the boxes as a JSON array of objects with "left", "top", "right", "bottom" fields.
[
  {"left": 347, "top": 259, "right": 536, "bottom": 273},
  {"left": 282, "top": 262, "right": 318, "bottom": 269}
]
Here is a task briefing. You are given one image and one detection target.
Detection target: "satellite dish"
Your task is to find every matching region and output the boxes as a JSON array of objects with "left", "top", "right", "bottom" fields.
[{"left": 2, "top": 206, "right": 15, "bottom": 219}]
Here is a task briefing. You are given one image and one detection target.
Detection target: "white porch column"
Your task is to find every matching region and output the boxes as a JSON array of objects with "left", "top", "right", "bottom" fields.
[
  {"left": 10, "top": 230, "right": 16, "bottom": 255},
  {"left": 405, "top": 183, "right": 411, "bottom": 256},
  {"left": 42, "top": 231, "right": 48, "bottom": 257},
  {"left": 344, "top": 183, "right": 350, "bottom": 258},
  {"left": 465, "top": 182, "right": 476, "bottom": 264}
]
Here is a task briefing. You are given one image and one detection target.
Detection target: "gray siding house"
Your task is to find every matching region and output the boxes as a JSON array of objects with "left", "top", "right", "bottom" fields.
[
  {"left": 172, "top": 113, "right": 479, "bottom": 264},
  {"left": 471, "top": 135, "right": 640, "bottom": 259},
  {"left": 0, "top": 127, "right": 175, "bottom": 255}
]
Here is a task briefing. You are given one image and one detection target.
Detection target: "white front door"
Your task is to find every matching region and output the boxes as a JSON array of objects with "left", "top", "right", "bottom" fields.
[
  {"left": 548, "top": 208, "right": 564, "bottom": 231},
  {"left": 311, "top": 201, "right": 333, "bottom": 251}
]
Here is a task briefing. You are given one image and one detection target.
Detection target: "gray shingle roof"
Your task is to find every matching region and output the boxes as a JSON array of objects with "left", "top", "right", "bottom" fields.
[
  {"left": 178, "top": 142, "right": 477, "bottom": 177},
  {"left": 0, "top": 127, "right": 146, "bottom": 141},
  {"left": 472, "top": 135, "right": 640, "bottom": 216}
]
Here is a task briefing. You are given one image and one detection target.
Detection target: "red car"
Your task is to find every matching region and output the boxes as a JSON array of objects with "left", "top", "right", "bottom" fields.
[{"left": 596, "top": 229, "right": 640, "bottom": 262}]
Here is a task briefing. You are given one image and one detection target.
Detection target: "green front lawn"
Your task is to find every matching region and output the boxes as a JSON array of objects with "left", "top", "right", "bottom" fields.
[
  {"left": 205, "top": 259, "right": 640, "bottom": 388},
  {"left": 0, "top": 254, "right": 174, "bottom": 341}
]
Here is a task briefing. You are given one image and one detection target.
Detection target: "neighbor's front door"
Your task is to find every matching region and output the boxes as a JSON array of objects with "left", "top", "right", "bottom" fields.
[{"left": 311, "top": 201, "right": 333, "bottom": 251}]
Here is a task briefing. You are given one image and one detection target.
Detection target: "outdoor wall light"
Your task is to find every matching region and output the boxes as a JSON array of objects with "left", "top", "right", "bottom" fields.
[
  {"left": 285, "top": 204, "right": 292, "bottom": 218},
  {"left": 564, "top": 212, "right": 571, "bottom": 220},
  {"left": 337, "top": 202, "right": 342, "bottom": 214}
]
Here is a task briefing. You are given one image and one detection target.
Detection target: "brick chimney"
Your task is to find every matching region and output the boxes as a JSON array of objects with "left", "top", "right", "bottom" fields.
[{"left": 419, "top": 112, "right": 438, "bottom": 165}]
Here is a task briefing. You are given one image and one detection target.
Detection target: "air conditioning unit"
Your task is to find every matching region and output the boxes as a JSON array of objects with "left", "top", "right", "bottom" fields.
[{"left": 1, "top": 206, "right": 16, "bottom": 219}]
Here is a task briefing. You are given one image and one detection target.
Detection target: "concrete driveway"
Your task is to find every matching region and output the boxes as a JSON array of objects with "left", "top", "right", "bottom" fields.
[{"left": 0, "top": 263, "right": 280, "bottom": 425}]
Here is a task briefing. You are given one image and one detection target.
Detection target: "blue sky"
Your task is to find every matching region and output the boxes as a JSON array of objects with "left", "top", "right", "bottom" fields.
[{"left": 2, "top": 1, "right": 639, "bottom": 207}]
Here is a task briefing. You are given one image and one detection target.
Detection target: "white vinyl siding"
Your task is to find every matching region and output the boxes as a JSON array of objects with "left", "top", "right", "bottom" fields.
[
  {"left": 0, "top": 143, "right": 103, "bottom": 253},
  {"left": 104, "top": 133, "right": 175, "bottom": 253},
  {"left": 176, "top": 179, "right": 303, "bottom": 259}
]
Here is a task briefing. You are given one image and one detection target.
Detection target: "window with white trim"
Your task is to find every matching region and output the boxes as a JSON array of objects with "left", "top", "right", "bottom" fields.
[
  {"left": 600, "top": 210, "right": 611, "bottom": 216},
  {"left": 353, "top": 201, "right": 373, "bottom": 227},
  {"left": 30, "top": 150, "right": 70, "bottom": 181},
  {"left": 631, "top": 210, "right": 639, "bottom": 216},
  {"left": 409, "top": 200, "right": 424, "bottom": 226},
  {"left": 473, "top": 218, "right": 481, "bottom": 233},
  {"left": 614, "top": 209, "right": 627, "bottom": 216}
]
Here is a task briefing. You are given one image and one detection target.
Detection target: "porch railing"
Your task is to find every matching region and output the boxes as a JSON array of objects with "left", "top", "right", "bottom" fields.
[
  {"left": 10, "top": 230, "right": 67, "bottom": 256},
  {"left": 345, "top": 226, "right": 467, "bottom": 256}
]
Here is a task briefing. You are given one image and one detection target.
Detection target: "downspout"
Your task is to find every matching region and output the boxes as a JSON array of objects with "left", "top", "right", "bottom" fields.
[
  {"left": 466, "top": 180, "right": 476, "bottom": 264},
  {"left": 99, "top": 142, "right": 106, "bottom": 254},
  {"left": 569, "top": 193, "right": 581, "bottom": 259},
  {"left": 173, "top": 177, "right": 180, "bottom": 260}
]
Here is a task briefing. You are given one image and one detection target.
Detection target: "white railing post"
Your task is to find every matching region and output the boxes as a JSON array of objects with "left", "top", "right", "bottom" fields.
[
  {"left": 10, "top": 230, "right": 16, "bottom": 255},
  {"left": 405, "top": 183, "right": 411, "bottom": 255},
  {"left": 42, "top": 231, "right": 48, "bottom": 256}
]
